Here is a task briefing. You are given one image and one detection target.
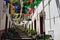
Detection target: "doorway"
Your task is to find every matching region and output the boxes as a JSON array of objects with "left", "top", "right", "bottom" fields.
[
  {"left": 34, "top": 19, "right": 36, "bottom": 31},
  {"left": 9, "top": 21, "right": 11, "bottom": 29},
  {"left": 40, "top": 15, "right": 44, "bottom": 34},
  {"left": 32, "top": 22, "right": 33, "bottom": 30},
  {"left": 5, "top": 15, "right": 8, "bottom": 32}
]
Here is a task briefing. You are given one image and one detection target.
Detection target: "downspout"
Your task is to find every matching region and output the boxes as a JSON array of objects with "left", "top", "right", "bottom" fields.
[
  {"left": 48, "top": 0, "right": 51, "bottom": 29},
  {"left": 42, "top": 0, "right": 45, "bottom": 35}
]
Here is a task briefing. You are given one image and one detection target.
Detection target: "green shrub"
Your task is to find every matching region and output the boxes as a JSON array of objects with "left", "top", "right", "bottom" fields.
[
  {"left": 44, "top": 35, "right": 50, "bottom": 40},
  {"left": 30, "top": 30, "right": 37, "bottom": 35},
  {"left": 25, "top": 29, "right": 37, "bottom": 36}
]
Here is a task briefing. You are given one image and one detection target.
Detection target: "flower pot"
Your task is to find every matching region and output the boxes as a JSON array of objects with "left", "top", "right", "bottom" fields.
[
  {"left": 28, "top": 33, "right": 31, "bottom": 37},
  {"left": 32, "top": 35, "right": 36, "bottom": 39}
]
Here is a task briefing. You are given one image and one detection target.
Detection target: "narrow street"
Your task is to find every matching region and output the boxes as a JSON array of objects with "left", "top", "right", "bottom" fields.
[{"left": 2, "top": 0, "right": 60, "bottom": 40}]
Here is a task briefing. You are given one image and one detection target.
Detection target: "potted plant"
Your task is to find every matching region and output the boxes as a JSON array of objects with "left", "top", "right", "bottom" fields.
[
  {"left": 44, "top": 35, "right": 51, "bottom": 40},
  {"left": 25, "top": 29, "right": 37, "bottom": 37},
  {"left": 25, "top": 29, "right": 31, "bottom": 36},
  {"left": 27, "top": 29, "right": 31, "bottom": 36},
  {"left": 22, "top": 27, "right": 25, "bottom": 32},
  {"left": 31, "top": 30, "right": 37, "bottom": 38}
]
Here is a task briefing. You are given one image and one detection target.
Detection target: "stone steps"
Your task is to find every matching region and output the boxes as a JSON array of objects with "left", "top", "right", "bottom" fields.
[{"left": 1, "top": 28, "right": 36, "bottom": 40}]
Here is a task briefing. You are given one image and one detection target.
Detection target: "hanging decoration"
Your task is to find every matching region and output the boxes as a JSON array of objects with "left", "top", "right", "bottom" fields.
[
  {"left": 13, "top": 4, "right": 19, "bottom": 13},
  {"left": 22, "top": 7, "right": 28, "bottom": 14},
  {"left": 9, "top": 0, "right": 42, "bottom": 23},
  {"left": 10, "top": 0, "right": 15, "bottom": 15},
  {"left": 14, "top": 13, "right": 19, "bottom": 16},
  {"left": 29, "top": 8, "right": 33, "bottom": 15},
  {"left": 23, "top": 13, "right": 28, "bottom": 18},
  {"left": 20, "top": 18, "right": 22, "bottom": 22},
  {"left": 23, "top": 0, "right": 42, "bottom": 18},
  {"left": 28, "top": 0, "right": 33, "bottom": 15},
  {"left": 20, "top": 14, "right": 24, "bottom": 22},
  {"left": 22, "top": 13, "right": 31, "bottom": 21},
  {"left": 19, "top": 14, "right": 24, "bottom": 22},
  {"left": 4, "top": 0, "right": 10, "bottom": 3},
  {"left": 25, "top": 17, "right": 31, "bottom": 21},
  {"left": 24, "top": 0, "right": 42, "bottom": 8},
  {"left": 29, "top": 0, "right": 33, "bottom": 4},
  {"left": 23, "top": 0, "right": 42, "bottom": 15},
  {"left": 22, "top": 0, "right": 34, "bottom": 21}
]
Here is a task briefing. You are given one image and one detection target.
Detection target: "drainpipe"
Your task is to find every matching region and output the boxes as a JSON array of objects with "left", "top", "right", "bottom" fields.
[
  {"left": 42, "top": 0, "right": 45, "bottom": 35},
  {"left": 48, "top": 0, "right": 51, "bottom": 29}
]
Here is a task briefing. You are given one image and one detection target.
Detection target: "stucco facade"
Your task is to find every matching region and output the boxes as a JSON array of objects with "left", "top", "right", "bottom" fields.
[
  {"left": 0, "top": 0, "right": 60, "bottom": 40},
  {"left": 25, "top": 0, "right": 60, "bottom": 40},
  {"left": 0, "top": 0, "right": 12, "bottom": 31}
]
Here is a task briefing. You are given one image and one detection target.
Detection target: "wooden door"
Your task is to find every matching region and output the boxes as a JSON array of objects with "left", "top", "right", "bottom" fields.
[
  {"left": 34, "top": 19, "right": 36, "bottom": 31},
  {"left": 5, "top": 15, "right": 8, "bottom": 32},
  {"left": 40, "top": 16, "right": 44, "bottom": 34}
]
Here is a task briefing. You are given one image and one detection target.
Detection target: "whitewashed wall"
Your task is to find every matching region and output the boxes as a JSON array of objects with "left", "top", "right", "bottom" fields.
[
  {"left": 0, "top": 0, "right": 3, "bottom": 28},
  {"left": 0, "top": 1, "right": 11, "bottom": 30},
  {"left": 45, "top": 0, "right": 60, "bottom": 40},
  {"left": 26, "top": 0, "right": 60, "bottom": 40},
  {"left": 54, "top": 0, "right": 60, "bottom": 40},
  {"left": 26, "top": 2, "right": 43, "bottom": 35},
  {"left": 0, "top": 0, "right": 6, "bottom": 30}
]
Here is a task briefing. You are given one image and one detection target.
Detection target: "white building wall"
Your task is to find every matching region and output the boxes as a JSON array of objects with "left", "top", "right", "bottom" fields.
[
  {"left": 27, "top": 2, "right": 43, "bottom": 35},
  {"left": 0, "top": 14, "right": 6, "bottom": 30},
  {"left": 0, "top": 1, "right": 11, "bottom": 30},
  {"left": 45, "top": 0, "right": 60, "bottom": 40},
  {"left": 27, "top": 0, "right": 60, "bottom": 40},
  {"left": 0, "top": 0, "right": 3, "bottom": 28},
  {"left": 33, "top": 2, "right": 43, "bottom": 34},
  {"left": 54, "top": 18, "right": 60, "bottom": 40},
  {"left": 36, "top": 14, "right": 41, "bottom": 35},
  {"left": 44, "top": 2, "right": 50, "bottom": 34},
  {"left": 32, "top": 2, "right": 43, "bottom": 20},
  {"left": 27, "top": 22, "right": 29, "bottom": 29},
  {"left": 27, "top": 1, "right": 47, "bottom": 35},
  {"left": 0, "top": 0, "right": 6, "bottom": 30}
]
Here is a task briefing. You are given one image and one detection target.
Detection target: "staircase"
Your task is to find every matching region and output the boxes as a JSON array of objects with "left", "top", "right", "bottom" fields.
[{"left": 1, "top": 27, "right": 36, "bottom": 40}]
